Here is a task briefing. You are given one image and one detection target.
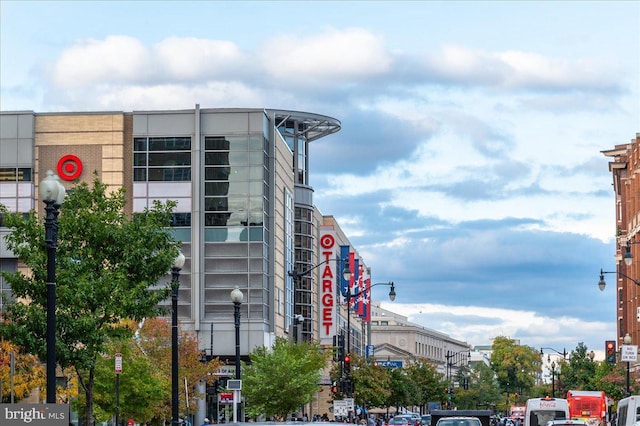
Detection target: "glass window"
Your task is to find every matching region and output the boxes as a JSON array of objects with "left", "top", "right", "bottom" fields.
[
  {"left": 148, "top": 152, "right": 191, "bottom": 167},
  {"left": 205, "top": 197, "right": 228, "bottom": 212},
  {"left": 133, "top": 136, "right": 191, "bottom": 182},
  {"left": 171, "top": 213, "right": 191, "bottom": 227},
  {"left": 133, "top": 168, "right": 147, "bottom": 181},
  {"left": 134, "top": 153, "right": 147, "bottom": 166},
  {"left": 149, "top": 136, "right": 191, "bottom": 151},
  {"left": 134, "top": 137, "right": 147, "bottom": 151},
  {"left": 148, "top": 168, "right": 191, "bottom": 181},
  {"left": 0, "top": 168, "right": 32, "bottom": 182},
  {"left": 205, "top": 167, "right": 231, "bottom": 180},
  {"left": 205, "top": 213, "right": 232, "bottom": 226},
  {"left": 205, "top": 182, "right": 230, "bottom": 196},
  {"left": 205, "top": 136, "right": 231, "bottom": 151}
]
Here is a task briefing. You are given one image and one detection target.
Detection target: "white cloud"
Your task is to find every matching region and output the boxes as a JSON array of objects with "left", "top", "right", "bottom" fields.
[
  {"left": 382, "top": 301, "right": 613, "bottom": 359},
  {"left": 52, "top": 36, "right": 153, "bottom": 88},
  {"left": 153, "top": 37, "right": 248, "bottom": 80},
  {"left": 259, "top": 27, "right": 393, "bottom": 84},
  {"left": 425, "top": 45, "right": 618, "bottom": 91}
]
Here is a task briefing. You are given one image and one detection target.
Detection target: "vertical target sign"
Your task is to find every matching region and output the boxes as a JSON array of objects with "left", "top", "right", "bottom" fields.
[
  {"left": 57, "top": 154, "right": 83, "bottom": 181},
  {"left": 319, "top": 227, "right": 337, "bottom": 345}
]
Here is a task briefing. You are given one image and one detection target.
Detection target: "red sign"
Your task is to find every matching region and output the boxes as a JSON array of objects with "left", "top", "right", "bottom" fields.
[
  {"left": 319, "top": 227, "right": 336, "bottom": 344},
  {"left": 57, "top": 154, "right": 83, "bottom": 180},
  {"left": 219, "top": 392, "right": 233, "bottom": 403}
]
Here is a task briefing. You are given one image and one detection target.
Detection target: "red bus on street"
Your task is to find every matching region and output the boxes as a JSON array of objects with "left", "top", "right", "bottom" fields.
[{"left": 566, "top": 390, "right": 607, "bottom": 426}]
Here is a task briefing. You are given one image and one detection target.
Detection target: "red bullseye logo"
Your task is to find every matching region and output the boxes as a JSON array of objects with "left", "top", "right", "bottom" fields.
[
  {"left": 320, "top": 234, "right": 335, "bottom": 249},
  {"left": 57, "top": 154, "right": 83, "bottom": 181}
]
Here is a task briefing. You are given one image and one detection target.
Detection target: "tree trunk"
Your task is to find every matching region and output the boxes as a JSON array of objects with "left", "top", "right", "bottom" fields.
[{"left": 84, "top": 367, "right": 95, "bottom": 426}]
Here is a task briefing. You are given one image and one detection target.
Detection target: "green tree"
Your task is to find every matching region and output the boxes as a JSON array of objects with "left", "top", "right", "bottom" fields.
[
  {"left": 135, "top": 317, "right": 223, "bottom": 423},
  {"left": 86, "top": 337, "right": 166, "bottom": 423},
  {"left": 242, "top": 337, "right": 329, "bottom": 419},
  {"left": 0, "top": 177, "right": 181, "bottom": 426},
  {"left": 468, "top": 362, "right": 503, "bottom": 410},
  {"left": 491, "top": 336, "right": 541, "bottom": 412},
  {"left": 351, "top": 355, "right": 391, "bottom": 408},
  {"left": 406, "top": 360, "right": 445, "bottom": 413},
  {"left": 559, "top": 343, "right": 598, "bottom": 392},
  {"left": 385, "top": 367, "right": 418, "bottom": 413}
]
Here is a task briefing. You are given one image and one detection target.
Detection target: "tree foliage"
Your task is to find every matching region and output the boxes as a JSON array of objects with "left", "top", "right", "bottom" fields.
[
  {"left": 0, "top": 340, "right": 45, "bottom": 402},
  {"left": 242, "top": 337, "right": 329, "bottom": 419},
  {"left": 351, "top": 354, "right": 391, "bottom": 408},
  {"left": 491, "top": 336, "right": 541, "bottom": 412},
  {"left": 0, "top": 177, "right": 181, "bottom": 426},
  {"left": 559, "top": 342, "right": 598, "bottom": 392},
  {"left": 406, "top": 360, "right": 447, "bottom": 412}
]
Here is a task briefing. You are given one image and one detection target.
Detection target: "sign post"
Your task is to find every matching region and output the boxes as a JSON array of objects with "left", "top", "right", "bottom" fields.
[
  {"left": 115, "top": 353, "right": 122, "bottom": 426},
  {"left": 621, "top": 345, "right": 638, "bottom": 362}
]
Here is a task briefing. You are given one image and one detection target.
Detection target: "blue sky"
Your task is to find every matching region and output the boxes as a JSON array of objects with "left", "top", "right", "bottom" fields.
[{"left": 2, "top": 1, "right": 639, "bottom": 360}]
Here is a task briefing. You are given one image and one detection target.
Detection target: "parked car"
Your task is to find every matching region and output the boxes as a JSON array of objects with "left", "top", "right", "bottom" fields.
[
  {"left": 389, "top": 418, "right": 411, "bottom": 426},
  {"left": 421, "top": 415, "right": 432, "bottom": 426},
  {"left": 394, "top": 414, "right": 421, "bottom": 426}
]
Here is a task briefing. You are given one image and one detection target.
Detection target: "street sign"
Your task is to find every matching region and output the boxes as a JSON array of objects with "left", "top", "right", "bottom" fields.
[
  {"left": 378, "top": 360, "right": 403, "bottom": 368},
  {"left": 344, "top": 397, "right": 355, "bottom": 410},
  {"left": 115, "top": 353, "right": 122, "bottom": 374},
  {"left": 366, "top": 345, "right": 375, "bottom": 358},
  {"left": 621, "top": 345, "right": 638, "bottom": 362},
  {"left": 333, "top": 399, "right": 349, "bottom": 417}
]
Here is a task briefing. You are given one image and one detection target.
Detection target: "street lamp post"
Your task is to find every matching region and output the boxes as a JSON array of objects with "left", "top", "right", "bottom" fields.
[
  {"left": 550, "top": 361, "right": 556, "bottom": 398},
  {"left": 540, "top": 347, "right": 568, "bottom": 360},
  {"left": 343, "top": 281, "right": 396, "bottom": 397},
  {"left": 624, "top": 333, "right": 632, "bottom": 397},
  {"left": 171, "top": 251, "right": 186, "bottom": 426},
  {"left": 40, "top": 170, "right": 66, "bottom": 404},
  {"left": 445, "top": 349, "right": 470, "bottom": 383},
  {"left": 598, "top": 268, "right": 640, "bottom": 291},
  {"left": 231, "top": 286, "right": 244, "bottom": 423}
]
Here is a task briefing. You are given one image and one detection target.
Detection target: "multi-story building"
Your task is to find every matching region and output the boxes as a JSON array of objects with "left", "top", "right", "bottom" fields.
[
  {"left": 602, "top": 133, "right": 640, "bottom": 347},
  {"left": 369, "top": 302, "right": 470, "bottom": 380}
]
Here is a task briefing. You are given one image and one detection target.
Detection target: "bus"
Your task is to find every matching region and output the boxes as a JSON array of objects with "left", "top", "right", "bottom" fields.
[
  {"left": 566, "top": 390, "right": 607, "bottom": 426},
  {"left": 524, "top": 397, "right": 570, "bottom": 426}
]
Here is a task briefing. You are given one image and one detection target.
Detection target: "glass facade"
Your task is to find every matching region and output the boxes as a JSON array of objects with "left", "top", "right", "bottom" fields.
[{"left": 202, "top": 130, "right": 270, "bottom": 320}]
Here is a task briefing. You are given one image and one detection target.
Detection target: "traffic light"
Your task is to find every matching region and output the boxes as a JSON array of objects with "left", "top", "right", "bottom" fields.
[
  {"left": 337, "top": 335, "right": 345, "bottom": 362},
  {"left": 606, "top": 340, "right": 616, "bottom": 364},
  {"left": 344, "top": 354, "right": 351, "bottom": 376},
  {"left": 331, "top": 381, "right": 338, "bottom": 394}
]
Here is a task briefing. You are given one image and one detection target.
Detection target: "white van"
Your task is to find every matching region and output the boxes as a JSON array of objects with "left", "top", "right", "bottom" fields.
[
  {"left": 524, "top": 397, "right": 570, "bottom": 426},
  {"left": 616, "top": 395, "right": 640, "bottom": 426}
]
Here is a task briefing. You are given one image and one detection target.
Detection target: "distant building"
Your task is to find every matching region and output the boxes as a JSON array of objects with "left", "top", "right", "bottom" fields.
[
  {"left": 602, "top": 133, "right": 640, "bottom": 347},
  {"left": 369, "top": 302, "right": 471, "bottom": 379}
]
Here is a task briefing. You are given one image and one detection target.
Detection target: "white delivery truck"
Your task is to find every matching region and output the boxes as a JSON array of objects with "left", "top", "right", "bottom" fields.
[{"left": 524, "top": 397, "right": 570, "bottom": 426}]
